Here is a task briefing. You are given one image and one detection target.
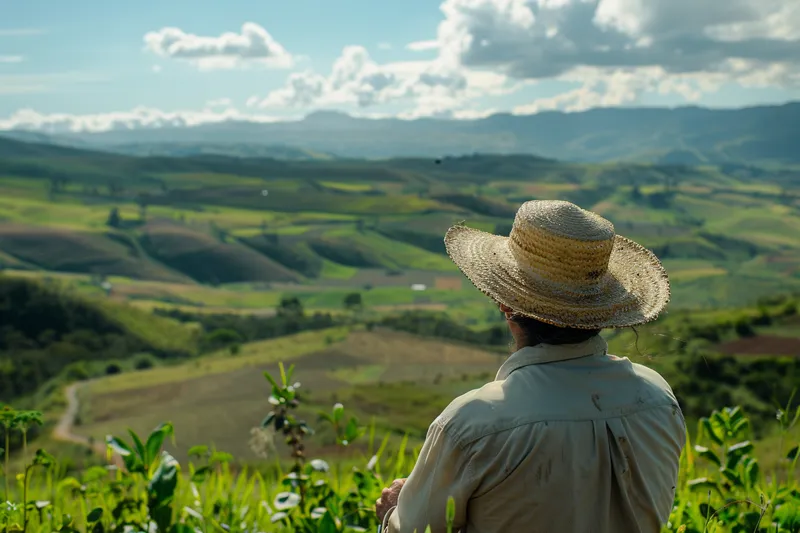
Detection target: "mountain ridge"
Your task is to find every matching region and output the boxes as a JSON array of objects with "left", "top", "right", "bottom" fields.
[{"left": 1, "top": 101, "right": 798, "bottom": 163}]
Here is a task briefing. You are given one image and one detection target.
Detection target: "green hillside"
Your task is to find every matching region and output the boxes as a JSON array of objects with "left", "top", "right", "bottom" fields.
[
  {"left": 0, "top": 275, "right": 197, "bottom": 400},
  {"left": 0, "top": 136, "right": 799, "bottom": 316}
]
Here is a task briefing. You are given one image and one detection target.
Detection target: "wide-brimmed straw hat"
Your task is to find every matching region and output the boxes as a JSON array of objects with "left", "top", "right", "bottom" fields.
[{"left": 444, "top": 200, "right": 670, "bottom": 329}]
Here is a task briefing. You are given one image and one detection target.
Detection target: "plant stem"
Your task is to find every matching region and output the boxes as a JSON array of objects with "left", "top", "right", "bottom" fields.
[
  {"left": 22, "top": 467, "right": 29, "bottom": 533},
  {"left": 21, "top": 429, "right": 27, "bottom": 465},
  {"left": 4, "top": 428, "right": 9, "bottom": 505}
]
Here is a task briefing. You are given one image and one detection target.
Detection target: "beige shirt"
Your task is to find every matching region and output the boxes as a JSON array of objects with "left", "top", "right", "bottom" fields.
[{"left": 385, "top": 335, "right": 685, "bottom": 533}]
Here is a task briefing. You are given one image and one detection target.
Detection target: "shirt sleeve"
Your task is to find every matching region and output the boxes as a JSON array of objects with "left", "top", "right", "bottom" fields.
[{"left": 385, "top": 418, "right": 476, "bottom": 533}]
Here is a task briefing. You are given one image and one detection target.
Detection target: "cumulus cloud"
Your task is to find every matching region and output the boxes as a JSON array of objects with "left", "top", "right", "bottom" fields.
[
  {"left": 143, "top": 23, "right": 293, "bottom": 70},
  {"left": 0, "top": 105, "right": 283, "bottom": 134},
  {"left": 248, "top": 45, "right": 512, "bottom": 117},
  {"left": 425, "top": 0, "right": 800, "bottom": 113},
  {"left": 435, "top": 0, "right": 800, "bottom": 79},
  {"left": 0, "top": 55, "right": 23, "bottom": 63}
]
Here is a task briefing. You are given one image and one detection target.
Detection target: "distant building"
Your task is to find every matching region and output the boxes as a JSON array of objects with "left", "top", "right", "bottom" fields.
[{"left": 411, "top": 284, "right": 426, "bottom": 291}]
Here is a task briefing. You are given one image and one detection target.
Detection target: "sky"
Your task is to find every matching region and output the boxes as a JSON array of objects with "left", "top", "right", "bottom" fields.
[{"left": 1, "top": 0, "right": 799, "bottom": 133}]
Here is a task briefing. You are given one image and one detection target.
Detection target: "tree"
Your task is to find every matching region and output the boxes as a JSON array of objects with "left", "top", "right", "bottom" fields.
[
  {"left": 277, "top": 297, "right": 304, "bottom": 319},
  {"left": 106, "top": 207, "right": 121, "bottom": 228},
  {"left": 343, "top": 292, "right": 363, "bottom": 312}
]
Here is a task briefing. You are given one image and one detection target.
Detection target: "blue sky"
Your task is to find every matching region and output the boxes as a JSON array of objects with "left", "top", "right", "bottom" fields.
[{"left": 1, "top": 0, "right": 799, "bottom": 132}]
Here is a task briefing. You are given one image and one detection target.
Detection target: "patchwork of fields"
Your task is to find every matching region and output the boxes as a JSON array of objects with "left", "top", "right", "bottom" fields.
[{"left": 1, "top": 137, "right": 800, "bottom": 321}]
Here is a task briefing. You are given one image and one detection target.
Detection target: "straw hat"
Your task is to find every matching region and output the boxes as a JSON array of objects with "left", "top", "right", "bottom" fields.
[{"left": 444, "top": 200, "right": 670, "bottom": 329}]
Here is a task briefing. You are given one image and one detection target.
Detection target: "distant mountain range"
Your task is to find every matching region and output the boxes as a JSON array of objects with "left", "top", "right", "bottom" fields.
[{"left": 2, "top": 102, "right": 798, "bottom": 164}]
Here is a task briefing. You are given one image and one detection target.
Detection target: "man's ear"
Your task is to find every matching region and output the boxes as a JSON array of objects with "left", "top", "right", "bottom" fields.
[{"left": 498, "top": 303, "right": 514, "bottom": 319}]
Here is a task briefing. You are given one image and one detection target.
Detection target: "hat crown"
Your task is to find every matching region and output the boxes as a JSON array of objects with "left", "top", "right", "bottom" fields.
[
  {"left": 515, "top": 200, "right": 614, "bottom": 241},
  {"left": 509, "top": 201, "right": 616, "bottom": 287}
]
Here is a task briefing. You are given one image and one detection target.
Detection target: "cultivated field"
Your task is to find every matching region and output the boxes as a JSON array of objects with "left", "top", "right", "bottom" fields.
[{"left": 1, "top": 138, "right": 800, "bottom": 322}]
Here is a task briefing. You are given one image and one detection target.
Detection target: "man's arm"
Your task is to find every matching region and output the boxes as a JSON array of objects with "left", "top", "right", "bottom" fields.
[{"left": 382, "top": 418, "right": 476, "bottom": 533}]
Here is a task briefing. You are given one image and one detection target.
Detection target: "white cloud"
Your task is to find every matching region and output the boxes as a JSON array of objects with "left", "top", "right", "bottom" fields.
[
  {"left": 143, "top": 23, "right": 293, "bottom": 70},
  {"left": 406, "top": 40, "right": 440, "bottom": 51},
  {"left": 248, "top": 45, "right": 512, "bottom": 118},
  {"left": 0, "top": 55, "right": 23, "bottom": 63},
  {"left": 0, "top": 105, "right": 284, "bottom": 134},
  {"left": 426, "top": 0, "right": 800, "bottom": 113},
  {"left": 378, "top": 42, "right": 393, "bottom": 50},
  {"left": 0, "top": 28, "right": 46, "bottom": 37}
]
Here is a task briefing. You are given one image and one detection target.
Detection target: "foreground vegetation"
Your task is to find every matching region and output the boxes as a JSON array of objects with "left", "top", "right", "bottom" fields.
[{"left": 1, "top": 364, "right": 799, "bottom": 533}]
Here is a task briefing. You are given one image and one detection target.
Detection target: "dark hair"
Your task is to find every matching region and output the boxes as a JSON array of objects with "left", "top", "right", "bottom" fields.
[{"left": 510, "top": 313, "right": 601, "bottom": 347}]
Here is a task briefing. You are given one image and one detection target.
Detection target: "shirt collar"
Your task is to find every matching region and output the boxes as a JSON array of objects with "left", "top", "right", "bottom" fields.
[{"left": 495, "top": 335, "right": 608, "bottom": 381}]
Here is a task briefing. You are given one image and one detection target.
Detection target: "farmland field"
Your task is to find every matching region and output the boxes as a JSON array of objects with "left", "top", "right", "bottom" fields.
[{"left": 1, "top": 137, "right": 800, "bottom": 319}]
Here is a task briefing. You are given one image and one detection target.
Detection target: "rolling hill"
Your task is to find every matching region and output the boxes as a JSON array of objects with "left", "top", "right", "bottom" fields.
[
  {"left": 3, "top": 101, "right": 799, "bottom": 164},
  {"left": 0, "top": 135, "right": 799, "bottom": 316}
]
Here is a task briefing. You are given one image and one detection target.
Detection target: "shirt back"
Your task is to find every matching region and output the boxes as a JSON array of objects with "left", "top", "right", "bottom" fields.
[{"left": 385, "top": 335, "right": 686, "bottom": 533}]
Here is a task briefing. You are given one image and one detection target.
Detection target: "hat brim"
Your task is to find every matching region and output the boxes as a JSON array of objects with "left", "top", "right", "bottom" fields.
[{"left": 444, "top": 225, "right": 670, "bottom": 329}]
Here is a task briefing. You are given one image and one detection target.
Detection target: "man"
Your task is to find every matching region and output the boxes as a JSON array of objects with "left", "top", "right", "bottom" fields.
[{"left": 376, "top": 200, "right": 685, "bottom": 533}]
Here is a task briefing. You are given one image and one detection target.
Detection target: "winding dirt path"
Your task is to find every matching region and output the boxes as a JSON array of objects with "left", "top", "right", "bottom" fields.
[{"left": 53, "top": 382, "right": 123, "bottom": 466}]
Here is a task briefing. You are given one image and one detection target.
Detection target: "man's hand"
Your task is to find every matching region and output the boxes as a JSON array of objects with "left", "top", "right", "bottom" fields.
[{"left": 376, "top": 478, "right": 406, "bottom": 523}]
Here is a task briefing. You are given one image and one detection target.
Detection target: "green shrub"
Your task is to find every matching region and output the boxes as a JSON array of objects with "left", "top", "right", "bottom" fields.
[{"left": 1, "top": 364, "right": 798, "bottom": 533}]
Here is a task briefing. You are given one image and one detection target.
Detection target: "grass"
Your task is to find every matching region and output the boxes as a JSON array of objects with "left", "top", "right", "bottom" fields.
[
  {"left": 86, "top": 328, "right": 350, "bottom": 395},
  {"left": 2, "top": 369, "right": 798, "bottom": 533},
  {"left": 74, "top": 329, "right": 500, "bottom": 463}
]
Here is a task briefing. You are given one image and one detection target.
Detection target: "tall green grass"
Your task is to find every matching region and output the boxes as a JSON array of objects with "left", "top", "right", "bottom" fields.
[{"left": 2, "top": 366, "right": 799, "bottom": 533}]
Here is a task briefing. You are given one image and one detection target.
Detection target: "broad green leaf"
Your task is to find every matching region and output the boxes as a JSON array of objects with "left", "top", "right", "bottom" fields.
[
  {"left": 33, "top": 449, "right": 54, "bottom": 467},
  {"left": 148, "top": 451, "right": 180, "bottom": 507},
  {"left": 731, "top": 417, "right": 750, "bottom": 437},
  {"left": 727, "top": 440, "right": 753, "bottom": 456},
  {"left": 86, "top": 508, "right": 103, "bottom": 522},
  {"left": 187, "top": 445, "right": 208, "bottom": 458},
  {"left": 128, "top": 430, "right": 146, "bottom": 462},
  {"left": 273, "top": 492, "right": 301, "bottom": 511},
  {"left": 146, "top": 423, "right": 174, "bottom": 467},
  {"left": 318, "top": 510, "right": 338, "bottom": 533},
  {"left": 687, "top": 477, "right": 721, "bottom": 496},
  {"left": 720, "top": 467, "right": 744, "bottom": 488},
  {"left": 693, "top": 445, "right": 721, "bottom": 467},
  {"left": 261, "top": 414, "right": 276, "bottom": 428},
  {"left": 700, "top": 418, "right": 723, "bottom": 446},
  {"left": 191, "top": 466, "right": 211, "bottom": 484},
  {"left": 745, "top": 457, "right": 760, "bottom": 487},
  {"left": 787, "top": 445, "right": 799, "bottom": 460},
  {"left": 105, "top": 435, "right": 132, "bottom": 457},
  {"left": 210, "top": 451, "right": 233, "bottom": 464}
]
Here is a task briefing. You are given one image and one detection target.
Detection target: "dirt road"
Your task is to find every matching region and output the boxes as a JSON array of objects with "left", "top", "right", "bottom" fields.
[{"left": 52, "top": 382, "right": 121, "bottom": 463}]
